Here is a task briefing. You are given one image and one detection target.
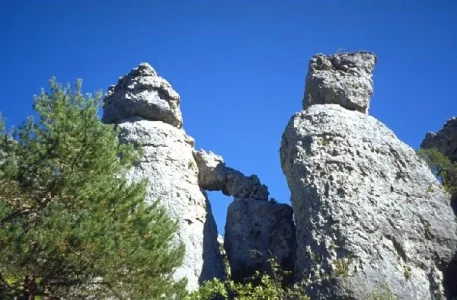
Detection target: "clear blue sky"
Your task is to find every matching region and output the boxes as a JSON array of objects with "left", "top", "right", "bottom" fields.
[{"left": 1, "top": 0, "right": 456, "bottom": 234}]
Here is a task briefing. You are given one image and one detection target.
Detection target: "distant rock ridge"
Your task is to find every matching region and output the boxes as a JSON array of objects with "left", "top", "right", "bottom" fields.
[
  {"left": 421, "top": 117, "right": 457, "bottom": 298},
  {"left": 281, "top": 51, "right": 457, "bottom": 299},
  {"left": 193, "top": 150, "right": 269, "bottom": 200},
  {"left": 421, "top": 117, "right": 457, "bottom": 163},
  {"left": 103, "top": 63, "right": 294, "bottom": 290}
]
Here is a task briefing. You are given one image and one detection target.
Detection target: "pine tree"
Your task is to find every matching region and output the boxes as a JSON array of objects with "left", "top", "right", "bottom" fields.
[{"left": 0, "top": 78, "right": 186, "bottom": 299}]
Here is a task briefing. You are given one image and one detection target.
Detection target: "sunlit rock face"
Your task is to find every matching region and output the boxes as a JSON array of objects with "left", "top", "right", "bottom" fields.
[
  {"left": 103, "top": 63, "right": 183, "bottom": 128},
  {"left": 281, "top": 51, "right": 457, "bottom": 299},
  {"left": 103, "top": 64, "right": 224, "bottom": 290}
]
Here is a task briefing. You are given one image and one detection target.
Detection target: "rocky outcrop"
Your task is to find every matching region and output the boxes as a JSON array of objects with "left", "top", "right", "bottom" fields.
[
  {"left": 421, "top": 117, "right": 457, "bottom": 298},
  {"left": 103, "top": 63, "right": 287, "bottom": 291},
  {"left": 421, "top": 117, "right": 457, "bottom": 163},
  {"left": 103, "top": 64, "right": 223, "bottom": 290},
  {"left": 224, "top": 198, "right": 295, "bottom": 282},
  {"left": 103, "top": 63, "right": 182, "bottom": 128},
  {"left": 281, "top": 52, "right": 457, "bottom": 299},
  {"left": 303, "top": 52, "right": 377, "bottom": 114},
  {"left": 193, "top": 150, "right": 269, "bottom": 200}
]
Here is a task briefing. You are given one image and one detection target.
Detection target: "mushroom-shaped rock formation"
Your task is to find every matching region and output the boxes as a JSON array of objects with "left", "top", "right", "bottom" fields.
[
  {"left": 103, "top": 63, "right": 183, "bottom": 128},
  {"left": 103, "top": 64, "right": 223, "bottom": 290},
  {"left": 281, "top": 51, "right": 457, "bottom": 299}
]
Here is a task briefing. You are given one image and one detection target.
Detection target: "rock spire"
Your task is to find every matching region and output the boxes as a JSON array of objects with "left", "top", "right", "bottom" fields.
[{"left": 281, "top": 51, "right": 457, "bottom": 299}]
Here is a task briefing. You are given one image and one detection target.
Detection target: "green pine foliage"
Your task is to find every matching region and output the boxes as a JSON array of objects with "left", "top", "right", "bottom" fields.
[
  {"left": 0, "top": 78, "right": 186, "bottom": 299},
  {"left": 417, "top": 148, "right": 457, "bottom": 194}
]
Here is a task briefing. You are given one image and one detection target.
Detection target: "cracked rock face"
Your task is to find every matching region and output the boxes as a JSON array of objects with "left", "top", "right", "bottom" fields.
[
  {"left": 103, "top": 65, "right": 224, "bottom": 290},
  {"left": 103, "top": 63, "right": 183, "bottom": 128},
  {"left": 280, "top": 104, "right": 457, "bottom": 299},
  {"left": 193, "top": 150, "right": 269, "bottom": 200},
  {"left": 421, "top": 117, "right": 457, "bottom": 163},
  {"left": 303, "top": 51, "right": 377, "bottom": 114},
  {"left": 224, "top": 198, "right": 295, "bottom": 282}
]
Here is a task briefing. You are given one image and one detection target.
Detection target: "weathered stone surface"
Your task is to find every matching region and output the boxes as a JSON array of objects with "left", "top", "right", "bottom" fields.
[
  {"left": 421, "top": 117, "right": 457, "bottom": 163},
  {"left": 280, "top": 104, "right": 457, "bottom": 299},
  {"left": 303, "top": 52, "right": 377, "bottom": 114},
  {"left": 116, "top": 119, "right": 224, "bottom": 290},
  {"left": 224, "top": 198, "right": 295, "bottom": 281},
  {"left": 193, "top": 149, "right": 269, "bottom": 200},
  {"left": 103, "top": 64, "right": 224, "bottom": 291},
  {"left": 103, "top": 63, "right": 183, "bottom": 128}
]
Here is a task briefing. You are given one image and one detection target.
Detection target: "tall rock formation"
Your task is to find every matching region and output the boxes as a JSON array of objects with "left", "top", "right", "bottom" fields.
[
  {"left": 103, "top": 63, "right": 224, "bottom": 290},
  {"left": 281, "top": 52, "right": 457, "bottom": 299}
]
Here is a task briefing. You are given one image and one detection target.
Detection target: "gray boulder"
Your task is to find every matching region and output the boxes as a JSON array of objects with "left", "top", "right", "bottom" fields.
[
  {"left": 224, "top": 198, "right": 295, "bottom": 282},
  {"left": 280, "top": 103, "right": 457, "bottom": 299},
  {"left": 103, "top": 63, "right": 183, "bottom": 128},
  {"left": 421, "top": 117, "right": 457, "bottom": 163},
  {"left": 303, "top": 51, "right": 377, "bottom": 114}
]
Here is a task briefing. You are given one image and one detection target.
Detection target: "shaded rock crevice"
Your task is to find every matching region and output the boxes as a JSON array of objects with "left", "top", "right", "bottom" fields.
[{"left": 224, "top": 198, "right": 296, "bottom": 282}]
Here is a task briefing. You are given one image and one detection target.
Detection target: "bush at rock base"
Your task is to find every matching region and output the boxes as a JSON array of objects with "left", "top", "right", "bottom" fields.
[{"left": 187, "top": 259, "right": 310, "bottom": 300}]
